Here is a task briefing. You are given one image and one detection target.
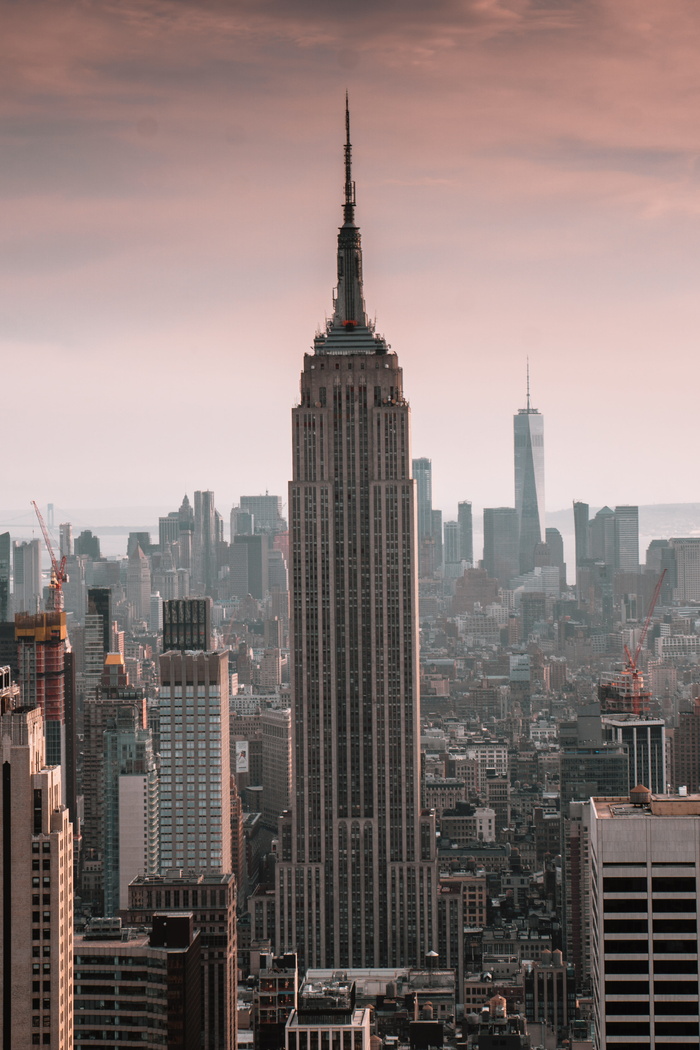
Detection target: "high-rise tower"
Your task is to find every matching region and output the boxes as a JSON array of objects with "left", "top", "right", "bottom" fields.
[
  {"left": 514, "top": 365, "right": 545, "bottom": 574},
  {"left": 276, "top": 102, "right": 437, "bottom": 970}
]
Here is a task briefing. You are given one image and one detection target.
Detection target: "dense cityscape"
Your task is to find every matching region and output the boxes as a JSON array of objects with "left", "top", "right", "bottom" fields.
[{"left": 3, "top": 92, "right": 700, "bottom": 1050}]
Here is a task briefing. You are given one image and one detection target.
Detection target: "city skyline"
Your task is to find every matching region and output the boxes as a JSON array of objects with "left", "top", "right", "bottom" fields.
[{"left": 3, "top": 1, "right": 700, "bottom": 514}]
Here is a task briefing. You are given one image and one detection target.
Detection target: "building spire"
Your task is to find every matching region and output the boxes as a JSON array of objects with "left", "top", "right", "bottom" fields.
[
  {"left": 526, "top": 357, "right": 531, "bottom": 411},
  {"left": 343, "top": 91, "right": 356, "bottom": 227}
]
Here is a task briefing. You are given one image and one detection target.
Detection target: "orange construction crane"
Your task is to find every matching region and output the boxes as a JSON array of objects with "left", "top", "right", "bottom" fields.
[
  {"left": 622, "top": 568, "right": 667, "bottom": 717},
  {"left": 31, "top": 500, "right": 68, "bottom": 611}
]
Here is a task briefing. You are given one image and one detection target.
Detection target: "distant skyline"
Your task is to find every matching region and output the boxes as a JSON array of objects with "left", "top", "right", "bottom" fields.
[{"left": 3, "top": 1, "right": 700, "bottom": 514}]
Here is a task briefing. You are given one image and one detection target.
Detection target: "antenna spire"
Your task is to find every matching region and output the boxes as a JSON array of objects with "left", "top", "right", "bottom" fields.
[
  {"left": 526, "top": 358, "right": 531, "bottom": 411},
  {"left": 343, "top": 92, "right": 356, "bottom": 225}
]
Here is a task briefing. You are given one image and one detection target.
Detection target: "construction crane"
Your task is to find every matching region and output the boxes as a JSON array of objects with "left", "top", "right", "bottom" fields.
[
  {"left": 621, "top": 568, "right": 667, "bottom": 716},
  {"left": 31, "top": 500, "right": 68, "bottom": 611}
]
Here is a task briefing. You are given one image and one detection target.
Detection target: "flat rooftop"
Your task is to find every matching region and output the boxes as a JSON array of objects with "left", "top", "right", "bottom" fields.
[{"left": 593, "top": 794, "right": 700, "bottom": 819}]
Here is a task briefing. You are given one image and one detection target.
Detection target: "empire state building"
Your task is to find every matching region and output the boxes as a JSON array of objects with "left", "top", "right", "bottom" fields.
[{"left": 276, "top": 105, "right": 437, "bottom": 970}]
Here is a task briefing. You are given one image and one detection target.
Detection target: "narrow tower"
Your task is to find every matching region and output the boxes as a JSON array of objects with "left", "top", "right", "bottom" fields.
[
  {"left": 276, "top": 101, "right": 437, "bottom": 970},
  {"left": 514, "top": 362, "right": 545, "bottom": 574}
]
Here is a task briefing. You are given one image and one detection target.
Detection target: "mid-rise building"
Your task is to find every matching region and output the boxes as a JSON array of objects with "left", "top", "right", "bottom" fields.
[
  {"left": 0, "top": 704, "right": 73, "bottom": 1049},
  {"left": 126, "top": 872, "right": 237, "bottom": 1050},
  {"left": 158, "top": 650, "right": 231, "bottom": 872},
  {"left": 74, "top": 914, "right": 201, "bottom": 1049},
  {"left": 285, "top": 977, "right": 372, "bottom": 1050}
]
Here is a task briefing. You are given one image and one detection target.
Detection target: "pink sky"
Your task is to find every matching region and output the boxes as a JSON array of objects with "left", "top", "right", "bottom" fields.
[{"left": 2, "top": 0, "right": 700, "bottom": 526}]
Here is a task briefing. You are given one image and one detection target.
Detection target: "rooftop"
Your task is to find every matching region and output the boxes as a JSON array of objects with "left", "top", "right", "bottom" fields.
[{"left": 593, "top": 793, "right": 700, "bottom": 819}]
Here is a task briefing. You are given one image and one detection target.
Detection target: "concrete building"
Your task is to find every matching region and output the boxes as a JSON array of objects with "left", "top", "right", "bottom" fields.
[
  {"left": 126, "top": 872, "right": 237, "bottom": 1050},
  {"left": 0, "top": 704, "right": 73, "bottom": 1050},
  {"left": 256, "top": 950, "right": 298, "bottom": 1050},
  {"left": 276, "top": 107, "right": 437, "bottom": 970},
  {"left": 74, "top": 914, "right": 201, "bottom": 1049},
  {"left": 589, "top": 791, "right": 700, "bottom": 1049},
  {"left": 158, "top": 650, "right": 231, "bottom": 872}
]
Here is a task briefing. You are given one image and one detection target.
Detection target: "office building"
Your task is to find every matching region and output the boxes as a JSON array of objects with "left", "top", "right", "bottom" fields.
[
  {"left": 670, "top": 537, "right": 700, "bottom": 601},
  {"left": 13, "top": 539, "right": 42, "bottom": 614},
  {"left": 74, "top": 914, "right": 201, "bottom": 1050},
  {"left": 572, "top": 501, "right": 589, "bottom": 566},
  {"left": 589, "top": 506, "right": 615, "bottom": 565},
  {"left": 163, "top": 597, "right": 212, "bottom": 652},
  {"left": 58, "top": 522, "right": 73, "bottom": 559},
  {"left": 126, "top": 542, "right": 151, "bottom": 621},
  {"left": 523, "top": 950, "right": 576, "bottom": 1037},
  {"left": 126, "top": 872, "right": 237, "bottom": 1050},
  {"left": 158, "top": 650, "right": 231, "bottom": 872},
  {"left": 276, "top": 107, "right": 437, "bottom": 970},
  {"left": 102, "top": 704, "right": 159, "bottom": 915},
  {"left": 413, "top": 457, "right": 433, "bottom": 545},
  {"left": 230, "top": 534, "right": 270, "bottom": 599},
  {"left": 194, "top": 490, "right": 218, "bottom": 595},
  {"left": 590, "top": 791, "right": 700, "bottom": 1049},
  {"left": 458, "top": 500, "right": 474, "bottom": 566},
  {"left": 483, "top": 508, "right": 519, "bottom": 588},
  {"left": 240, "top": 494, "right": 286, "bottom": 534},
  {"left": 603, "top": 715, "right": 666, "bottom": 795},
  {"left": 0, "top": 532, "right": 10, "bottom": 621},
  {"left": 0, "top": 704, "right": 73, "bottom": 1050},
  {"left": 159, "top": 511, "right": 181, "bottom": 551},
  {"left": 614, "top": 504, "right": 639, "bottom": 571},
  {"left": 514, "top": 373, "right": 545, "bottom": 574},
  {"left": 670, "top": 699, "right": 700, "bottom": 792},
  {"left": 260, "top": 707, "right": 292, "bottom": 830},
  {"left": 87, "top": 586, "right": 112, "bottom": 656},
  {"left": 443, "top": 520, "right": 460, "bottom": 566}
]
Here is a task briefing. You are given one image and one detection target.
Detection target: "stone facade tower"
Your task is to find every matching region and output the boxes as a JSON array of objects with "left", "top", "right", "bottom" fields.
[{"left": 276, "top": 103, "right": 437, "bottom": 970}]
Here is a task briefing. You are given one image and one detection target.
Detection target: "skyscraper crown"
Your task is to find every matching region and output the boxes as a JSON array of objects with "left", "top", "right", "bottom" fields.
[{"left": 314, "top": 98, "right": 388, "bottom": 356}]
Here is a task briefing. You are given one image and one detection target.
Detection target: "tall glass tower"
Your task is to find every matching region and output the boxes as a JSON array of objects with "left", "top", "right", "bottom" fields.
[
  {"left": 276, "top": 102, "right": 436, "bottom": 970},
  {"left": 514, "top": 366, "right": 545, "bottom": 574}
]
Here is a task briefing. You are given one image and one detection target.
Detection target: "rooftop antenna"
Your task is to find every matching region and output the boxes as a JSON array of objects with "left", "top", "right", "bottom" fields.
[
  {"left": 343, "top": 91, "right": 356, "bottom": 225},
  {"left": 526, "top": 357, "right": 531, "bottom": 411}
]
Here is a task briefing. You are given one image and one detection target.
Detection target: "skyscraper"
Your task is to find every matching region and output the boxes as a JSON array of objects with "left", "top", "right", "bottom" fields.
[
  {"left": 0, "top": 532, "right": 10, "bottom": 621},
  {"left": 483, "top": 507, "right": 519, "bottom": 588},
  {"left": 276, "top": 104, "right": 436, "bottom": 970},
  {"left": 12, "top": 538, "right": 42, "bottom": 614},
  {"left": 0, "top": 703, "right": 74, "bottom": 1049},
  {"left": 613, "top": 504, "right": 639, "bottom": 571},
  {"left": 514, "top": 369, "right": 545, "bottom": 574},
  {"left": 158, "top": 650, "right": 231, "bottom": 873},
  {"left": 457, "top": 500, "right": 474, "bottom": 566}
]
